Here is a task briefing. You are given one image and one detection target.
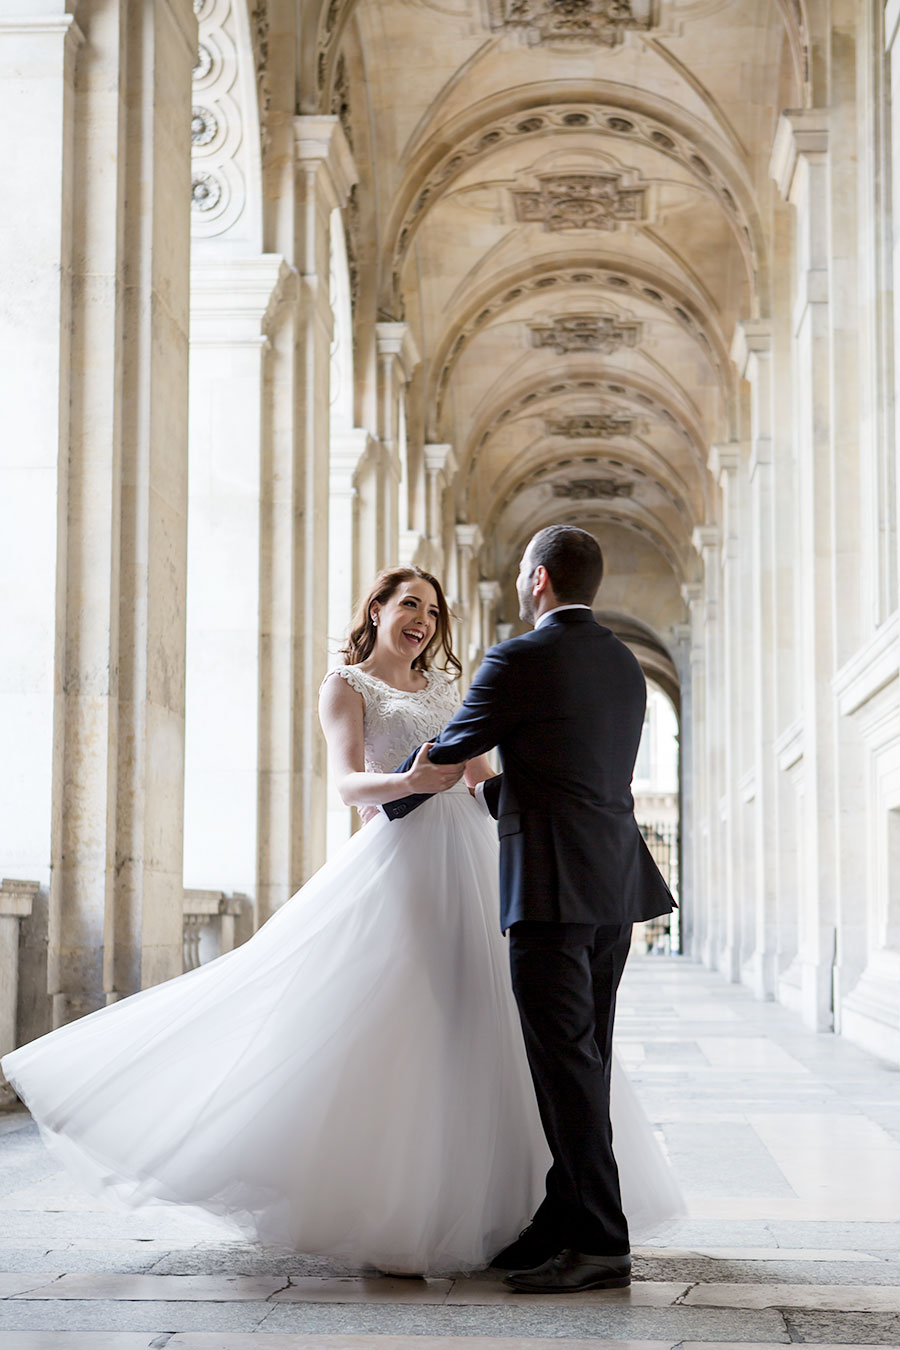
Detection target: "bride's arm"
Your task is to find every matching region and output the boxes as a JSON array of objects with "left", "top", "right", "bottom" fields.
[{"left": 318, "top": 674, "right": 466, "bottom": 807}]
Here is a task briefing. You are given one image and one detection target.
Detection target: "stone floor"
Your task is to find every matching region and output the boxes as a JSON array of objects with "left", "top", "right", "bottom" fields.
[{"left": 1, "top": 957, "right": 899, "bottom": 1349}]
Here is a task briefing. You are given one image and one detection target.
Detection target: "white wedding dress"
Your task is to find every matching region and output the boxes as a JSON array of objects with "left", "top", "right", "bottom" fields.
[{"left": 1, "top": 665, "right": 683, "bottom": 1275}]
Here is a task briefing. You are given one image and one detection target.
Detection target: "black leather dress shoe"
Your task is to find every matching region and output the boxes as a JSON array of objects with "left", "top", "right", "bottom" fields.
[
  {"left": 490, "top": 1223, "right": 565, "bottom": 1271},
  {"left": 504, "top": 1248, "right": 631, "bottom": 1293}
]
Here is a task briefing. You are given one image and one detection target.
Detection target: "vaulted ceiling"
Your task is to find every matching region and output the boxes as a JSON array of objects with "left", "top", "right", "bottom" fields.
[{"left": 313, "top": 0, "right": 805, "bottom": 648}]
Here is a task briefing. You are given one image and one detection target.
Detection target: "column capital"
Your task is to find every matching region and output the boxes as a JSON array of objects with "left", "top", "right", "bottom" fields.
[
  {"left": 691, "top": 524, "right": 720, "bottom": 555},
  {"left": 770, "top": 109, "right": 829, "bottom": 203},
  {"left": 708, "top": 442, "right": 742, "bottom": 482},
  {"left": 293, "top": 115, "right": 358, "bottom": 211},
  {"left": 375, "top": 322, "right": 421, "bottom": 381},
  {"left": 330, "top": 428, "right": 378, "bottom": 487},
  {"left": 730, "top": 319, "right": 772, "bottom": 379},
  {"left": 478, "top": 579, "right": 502, "bottom": 606},
  {"left": 456, "top": 523, "right": 482, "bottom": 554},
  {"left": 190, "top": 255, "right": 293, "bottom": 346},
  {"left": 681, "top": 581, "right": 703, "bottom": 607},
  {"left": 424, "top": 442, "right": 457, "bottom": 481}
]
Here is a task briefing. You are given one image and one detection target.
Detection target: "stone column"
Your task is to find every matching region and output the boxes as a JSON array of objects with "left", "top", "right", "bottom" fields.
[
  {"left": 455, "top": 525, "right": 483, "bottom": 684},
  {"left": 257, "top": 116, "right": 355, "bottom": 918},
  {"left": 375, "top": 322, "right": 420, "bottom": 568},
  {"left": 677, "top": 593, "right": 702, "bottom": 957},
  {"left": 477, "top": 581, "right": 503, "bottom": 664},
  {"left": 734, "top": 321, "right": 779, "bottom": 998},
  {"left": 709, "top": 445, "right": 742, "bottom": 982},
  {"left": 326, "top": 428, "right": 377, "bottom": 858},
  {"left": 692, "top": 526, "right": 721, "bottom": 970},
  {"left": 423, "top": 444, "right": 458, "bottom": 576},
  {"left": 183, "top": 257, "right": 290, "bottom": 903},
  {"left": 771, "top": 110, "right": 837, "bottom": 1030},
  {"left": 0, "top": 8, "right": 81, "bottom": 1030}
]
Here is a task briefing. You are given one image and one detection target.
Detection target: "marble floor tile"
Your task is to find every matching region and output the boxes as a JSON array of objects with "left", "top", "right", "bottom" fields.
[
  {"left": 168, "top": 1338, "right": 678, "bottom": 1350},
  {"left": 0, "top": 1336, "right": 158, "bottom": 1349},
  {"left": 10, "top": 1273, "right": 287, "bottom": 1301},
  {"left": 271, "top": 1276, "right": 453, "bottom": 1304},
  {"left": 683, "top": 1281, "right": 900, "bottom": 1311},
  {"left": 0, "top": 1274, "right": 61, "bottom": 1298},
  {"left": 444, "top": 1277, "right": 690, "bottom": 1306}
]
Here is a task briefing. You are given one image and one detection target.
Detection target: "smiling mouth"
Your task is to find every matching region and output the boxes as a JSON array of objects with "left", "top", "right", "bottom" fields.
[{"left": 402, "top": 629, "right": 425, "bottom": 645}]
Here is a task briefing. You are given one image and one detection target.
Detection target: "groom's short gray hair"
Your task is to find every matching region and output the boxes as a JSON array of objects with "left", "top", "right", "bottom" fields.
[{"left": 528, "top": 526, "right": 604, "bottom": 606}]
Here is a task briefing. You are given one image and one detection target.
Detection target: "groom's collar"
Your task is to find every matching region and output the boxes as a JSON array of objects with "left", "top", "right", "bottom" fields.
[{"left": 534, "top": 603, "right": 593, "bottom": 631}]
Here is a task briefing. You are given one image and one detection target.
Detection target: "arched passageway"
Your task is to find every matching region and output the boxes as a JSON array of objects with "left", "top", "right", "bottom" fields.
[{"left": 2, "top": 0, "right": 900, "bottom": 1077}]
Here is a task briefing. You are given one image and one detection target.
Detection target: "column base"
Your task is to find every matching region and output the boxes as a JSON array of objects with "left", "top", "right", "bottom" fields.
[{"left": 840, "top": 952, "right": 900, "bottom": 1065}]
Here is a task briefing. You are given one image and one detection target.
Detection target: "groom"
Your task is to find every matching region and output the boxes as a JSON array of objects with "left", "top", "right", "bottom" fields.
[{"left": 384, "top": 525, "right": 674, "bottom": 1293}]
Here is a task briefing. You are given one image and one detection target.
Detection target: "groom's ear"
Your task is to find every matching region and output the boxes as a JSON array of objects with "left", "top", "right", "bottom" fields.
[{"left": 532, "top": 564, "right": 550, "bottom": 595}]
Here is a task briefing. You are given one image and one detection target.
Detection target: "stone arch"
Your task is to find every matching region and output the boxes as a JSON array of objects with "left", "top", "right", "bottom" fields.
[{"left": 382, "top": 82, "right": 767, "bottom": 313}]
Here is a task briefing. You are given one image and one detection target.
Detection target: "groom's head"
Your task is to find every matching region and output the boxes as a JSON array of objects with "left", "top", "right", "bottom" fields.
[{"left": 517, "top": 525, "right": 604, "bottom": 625}]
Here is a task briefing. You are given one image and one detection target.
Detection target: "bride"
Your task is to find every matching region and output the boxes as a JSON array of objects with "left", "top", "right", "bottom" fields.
[{"left": 1, "top": 565, "right": 682, "bottom": 1276}]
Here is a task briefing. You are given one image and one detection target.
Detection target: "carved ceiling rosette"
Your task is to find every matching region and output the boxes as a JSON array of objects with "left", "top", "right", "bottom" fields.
[
  {"left": 484, "top": 0, "right": 657, "bottom": 45},
  {"left": 529, "top": 314, "right": 641, "bottom": 355},
  {"left": 513, "top": 173, "right": 646, "bottom": 232}
]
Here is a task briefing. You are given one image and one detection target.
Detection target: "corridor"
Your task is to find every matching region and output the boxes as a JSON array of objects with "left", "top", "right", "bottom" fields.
[{"left": 0, "top": 957, "right": 898, "bottom": 1348}]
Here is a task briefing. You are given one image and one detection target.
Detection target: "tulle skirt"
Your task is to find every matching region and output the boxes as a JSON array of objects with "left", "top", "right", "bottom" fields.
[{"left": 2, "top": 784, "right": 682, "bottom": 1274}]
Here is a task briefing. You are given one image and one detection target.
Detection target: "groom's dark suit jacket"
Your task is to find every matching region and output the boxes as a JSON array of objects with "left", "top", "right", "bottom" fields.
[{"left": 383, "top": 608, "right": 674, "bottom": 932}]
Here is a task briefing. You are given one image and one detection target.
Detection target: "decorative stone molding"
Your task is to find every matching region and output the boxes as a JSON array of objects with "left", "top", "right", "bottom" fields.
[
  {"left": 190, "top": 255, "right": 294, "bottom": 346},
  {"left": 513, "top": 172, "right": 646, "bottom": 232},
  {"left": 390, "top": 99, "right": 757, "bottom": 301},
  {"left": 529, "top": 314, "right": 641, "bottom": 354},
  {"left": 375, "top": 322, "right": 421, "bottom": 382},
  {"left": 191, "top": 0, "right": 256, "bottom": 240},
  {"left": 773, "top": 717, "right": 804, "bottom": 772},
  {"left": 484, "top": 0, "right": 657, "bottom": 45},
  {"left": 552, "top": 477, "right": 634, "bottom": 499},
  {"left": 708, "top": 441, "right": 741, "bottom": 483},
  {"left": 547, "top": 411, "right": 639, "bottom": 437},
  {"left": 455, "top": 523, "right": 483, "bottom": 556}
]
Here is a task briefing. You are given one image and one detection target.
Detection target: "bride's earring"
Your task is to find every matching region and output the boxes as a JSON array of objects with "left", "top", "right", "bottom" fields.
[{"left": 371, "top": 612, "right": 378, "bottom": 627}]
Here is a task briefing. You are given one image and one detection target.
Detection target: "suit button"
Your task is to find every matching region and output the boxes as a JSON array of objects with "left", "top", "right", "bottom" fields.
[{"left": 396, "top": 804, "right": 407, "bottom": 816}]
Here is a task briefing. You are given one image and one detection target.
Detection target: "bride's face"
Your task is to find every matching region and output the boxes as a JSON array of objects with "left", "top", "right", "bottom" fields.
[{"left": 373, "top": 580, "right": 440, "bottom": 663}]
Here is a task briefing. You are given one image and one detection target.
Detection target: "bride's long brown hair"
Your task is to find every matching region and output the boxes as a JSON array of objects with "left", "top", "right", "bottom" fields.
[{"left": 342, "top": 566, "right": 462, "bottom": 679}]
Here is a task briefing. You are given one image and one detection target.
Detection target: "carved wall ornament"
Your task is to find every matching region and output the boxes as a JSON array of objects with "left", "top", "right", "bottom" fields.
[
  {"left": 529, "top": 314, "right": 641, "bottom": 354},
  {"left": 250, "top": 0, "right": 272, "bottom": 153},
  {"left": 485, "top": 0, "right": 656, "bottom": 46},
  {"left": 552, "top": 477, "right": 635, "bottom": 499},
  {"left": 513, "top": 173, "right": 646, "bottom": 231},
  {"left": 191, "top": 170, "right": 224, "bottom": 213},
  {"left": 194, "top": 43, "right": 213, "bottom": 80},
  {"left": 547, "top": 412, "right": 638, "bottom": 437},
  {"left": 191, "top": 106, "right": 218, "bottom": 146}
]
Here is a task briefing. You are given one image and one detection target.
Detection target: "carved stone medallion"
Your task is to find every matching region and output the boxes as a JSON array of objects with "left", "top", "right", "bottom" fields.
[
  {"left": 529, "top": 314, "right": 641, "bottom": 354},
  {"left": 513, "top": 173, "right": 646, "bottom": 231},
  {"left": 485, "top": 0, "right": 656, "bottom": 46}
]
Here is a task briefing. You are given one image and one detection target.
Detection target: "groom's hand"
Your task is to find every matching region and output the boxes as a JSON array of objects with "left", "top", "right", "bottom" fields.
[{"left": 405, "top": 743, "right": 466, "bottom": 794}]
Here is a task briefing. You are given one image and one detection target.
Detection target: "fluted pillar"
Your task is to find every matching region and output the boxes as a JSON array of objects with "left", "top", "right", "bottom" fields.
[
  {"left": 375, "top": 322, "right": 420, "bottom": 568},
  {"left": 423, "top": 443, "right": 458, "bottom": 576}
]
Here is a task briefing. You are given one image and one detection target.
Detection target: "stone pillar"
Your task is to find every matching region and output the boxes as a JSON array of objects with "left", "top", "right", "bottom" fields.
[
  {"left": 0, "top": 8, "right": 81, "bottom": 996},
  {"left": 709, "top": 445, "right": 742, "bottom": 982},
  {"left": 678, "top": 591, "right": 702, "bottom": 957},
  {"left": 375, "top": 322, "right": 420, "bottom": 568},
  {"left": 423, "top": 444, "right": 458, "bottom": 576},
  {"left": 771, "top": 110, "right": 837, "bottom": 1030},
  {"left": 692, "top": 526, "right": 721, "bottom": 970},
  {"left": 184, "top": 257, "right": 290, "bottom": 902},
  {"left": 2, "top": 1, "right": 197, "bottom": 1023},
  {"left": 734, "top": 321, "right": 779, "bottom": 998},
  {"left": 477, "top": 581, "right": 503, "bottom": 664},
  {"left": 256, "top": 116, "right": 355, "bottom": 919},
  {"left": 326, "top": 428, "right": 377, "bottom": 858},
  {"left": 455, "top": 525, "right": 483, "bottom": 684}
]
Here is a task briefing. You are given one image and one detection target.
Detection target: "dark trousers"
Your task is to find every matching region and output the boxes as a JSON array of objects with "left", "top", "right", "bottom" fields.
[{"left": 508, "top": 919, "right": 632, "bottom": 1256}]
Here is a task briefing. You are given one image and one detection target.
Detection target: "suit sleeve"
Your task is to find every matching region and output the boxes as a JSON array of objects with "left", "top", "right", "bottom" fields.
[{"left": 382, "top": 648, "right": 519, "bottom": 822}]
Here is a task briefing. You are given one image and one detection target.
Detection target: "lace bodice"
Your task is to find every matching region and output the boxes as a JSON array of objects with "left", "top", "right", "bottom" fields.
[{"left": 328, "top": 665, "right": 460, "bottom": 774}]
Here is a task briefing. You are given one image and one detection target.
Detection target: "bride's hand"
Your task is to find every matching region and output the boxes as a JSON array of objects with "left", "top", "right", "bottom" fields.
[{"left": 406, "top": 743, "right": 466, "bottom": 794}]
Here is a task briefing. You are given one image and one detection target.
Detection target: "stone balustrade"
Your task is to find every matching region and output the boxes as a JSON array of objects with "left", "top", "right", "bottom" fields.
[
  {"left": 182, "top": 890, "right": 249, "bottom": 971},
  {"left": 0, "top": 879, "right": 39, "bottom": 1106}
]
